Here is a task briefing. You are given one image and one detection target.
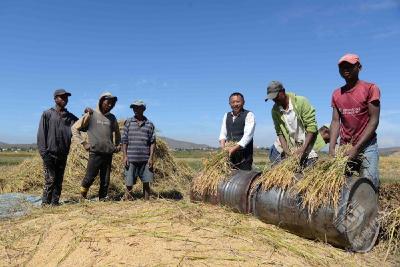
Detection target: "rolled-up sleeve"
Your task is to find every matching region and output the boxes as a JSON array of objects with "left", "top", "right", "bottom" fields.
[
  {"left": 238, "top": 112, "right": 256, "bottom": 148},
  {"left": 219, "top": 113, "right": 228, "bottom": 141}
]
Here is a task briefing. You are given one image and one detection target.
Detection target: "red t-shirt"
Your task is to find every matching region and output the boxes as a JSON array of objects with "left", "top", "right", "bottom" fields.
[{"left": 331, "top": 80, "right": 381, "bottom": 145}]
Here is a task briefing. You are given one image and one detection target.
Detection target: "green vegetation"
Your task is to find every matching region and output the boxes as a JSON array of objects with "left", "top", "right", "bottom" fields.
[{"left": 0, "top": 152, "right": 36, "bottom": 166}]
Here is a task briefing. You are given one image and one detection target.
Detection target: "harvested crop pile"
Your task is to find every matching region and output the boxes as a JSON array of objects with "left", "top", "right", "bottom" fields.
[
  {"left": 191, "top": 142, "right": 236, "bottom": 196},
  {"left": 379, "top": 183, "right": 400, "bottom": 257},
  {"left": 152, "top": 138, "right": 193, "bottom": 192},
  {"left": 296, "top": 145, "right": 350, "bottom": 215},
  {"left": 255, "top": 145, "right": 351, "bottom": 215},
  {"left": 0, "top": 138, "right": 192, "bottom": 200},
  {"left": 257, "top": 154, "right": 300, "bottom": 192},
  {"left": 380, "top": 183, "right": 400, "bottom": 212}
]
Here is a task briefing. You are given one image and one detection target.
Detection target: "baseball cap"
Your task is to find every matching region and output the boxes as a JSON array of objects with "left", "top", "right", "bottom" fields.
[
  {"left": 338, "top": 54, "right": 360, "bottom": 65},
  {"left": 265, "top": 81, "right": 284, "bottom": 102},
  {"left": 54, "top": 89, "right": 71, "bottom": 97},
  {"left": 130, "top": 100, "right": 146, "bottom": 108},
  {"left": 100, "top": 92, "right": 118, "bottom": 101}
]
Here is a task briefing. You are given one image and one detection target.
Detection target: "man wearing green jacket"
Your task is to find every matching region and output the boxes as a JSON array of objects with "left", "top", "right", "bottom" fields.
[
  {"left": 265, "top": 81, "right": 319, "bottom": 166},
  {"left": 269, "top": 125, "right": 330, "bottom": 164}
]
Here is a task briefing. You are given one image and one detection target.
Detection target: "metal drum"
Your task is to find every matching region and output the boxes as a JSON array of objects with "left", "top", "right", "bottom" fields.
[
  {"left": 190, "top": 170, "right": 261, "bottom": 214},
  {"left": 218, "top": 170, "right": 261, "bottom": 213},
  {"left": 252, "top": 177, "right": 379, "bottom": 252}
]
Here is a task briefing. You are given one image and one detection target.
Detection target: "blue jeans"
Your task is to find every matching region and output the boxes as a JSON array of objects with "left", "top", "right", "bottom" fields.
[
  {"left": 348, "top": 138, "right": 380, "bottom": 189},
  {"left": 269, "top": 144, "right": 282, "bottom": 165},
  {"left": 362, "top": 138, "right": 380, "bottom": 189}
]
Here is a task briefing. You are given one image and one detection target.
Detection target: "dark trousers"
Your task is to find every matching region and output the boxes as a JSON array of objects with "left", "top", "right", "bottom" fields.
[
  {"left": 81, "top": 152, "right": 112, "bottom": 199},
  {"left": 230, "top": 150, "right": 253, "bottom": 171},
  {"left": 42, "top": 155, "right": 67, "bottom": 205}
]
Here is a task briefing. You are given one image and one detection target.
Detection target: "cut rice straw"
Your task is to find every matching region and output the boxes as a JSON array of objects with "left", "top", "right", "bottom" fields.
[
  {"left": 191, "top": 142, "right": 236, "bottom": 196},
  {"left": 296, "top": 145, "right": 351, "bottom": 215},
  {"left": 380, "top": 207, "right": 400, "bottom": 260},
  {"left": 257, "top": 153, "right": 301, "bottom": 192}
]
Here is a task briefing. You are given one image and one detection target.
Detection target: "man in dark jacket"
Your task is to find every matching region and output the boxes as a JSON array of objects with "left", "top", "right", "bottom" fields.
[{"left": 37, "top": 89, "right": 78, "bottom": 206}]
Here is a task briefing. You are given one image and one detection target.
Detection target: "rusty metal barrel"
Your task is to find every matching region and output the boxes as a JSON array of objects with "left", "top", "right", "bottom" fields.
[
  {"left": 190, "top": 170, "right": 260, "bottom": 214},
  {"left": 251, "top": 177, "right": 379, "bottom": 252}
]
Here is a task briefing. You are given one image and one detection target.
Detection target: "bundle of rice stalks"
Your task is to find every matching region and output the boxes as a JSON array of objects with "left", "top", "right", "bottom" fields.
[
  {"left": 257, "top": 154, "right": 301, "bottom": 192},
  {"left": 191, "top": 142, "right": 235, "bottom": 196},
  {"left": 295, "top": 145, "right": 351, "bottom": 215},
  {"left": 380, "top": 207, "right": 400, "bottom": 259}
]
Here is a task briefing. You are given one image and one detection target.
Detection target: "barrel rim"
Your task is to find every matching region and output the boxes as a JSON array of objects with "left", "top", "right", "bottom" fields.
[{"left": 344, "top": 177, "right": 379, "bottom": 252}]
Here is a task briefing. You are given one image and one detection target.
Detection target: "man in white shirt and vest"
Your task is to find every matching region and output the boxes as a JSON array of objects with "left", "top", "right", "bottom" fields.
[{"left": 219, "top": 92, "right": 256, "bottom": 170}]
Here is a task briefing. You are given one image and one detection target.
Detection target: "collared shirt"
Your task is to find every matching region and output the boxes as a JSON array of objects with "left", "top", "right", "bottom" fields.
[
  {"left": 219, "top": 111, "right": 255, "bottom": 148},
  {"left": 279, "top": 99, "right": 317, "bottom": 158},
  {"left": 122, "top": 116, "right": 155, "bottom": 162}
]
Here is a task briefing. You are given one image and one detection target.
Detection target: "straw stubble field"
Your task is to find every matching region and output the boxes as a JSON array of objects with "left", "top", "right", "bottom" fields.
[{"left": 0, "top": 147, "right": 399, "bottom": 266}]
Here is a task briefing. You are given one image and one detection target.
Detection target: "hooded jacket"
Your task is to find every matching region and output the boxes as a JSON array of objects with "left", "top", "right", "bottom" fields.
[{"left": 72, "top": 92, "right": 121, "bottom": 154}]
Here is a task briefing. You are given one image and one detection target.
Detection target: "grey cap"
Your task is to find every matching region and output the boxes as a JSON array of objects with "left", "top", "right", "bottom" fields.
[
  {"left": 54, "top": 88, "right": 71, "bottom": 97},
  {"left": 265, "top": 81, "right": 284, "bottom": 101},
  {"left": 100, "top": 92, "right": 118, "bottom": 102},
  {"left": 130, "top": 100, "right": 146, "bottom": 108}
]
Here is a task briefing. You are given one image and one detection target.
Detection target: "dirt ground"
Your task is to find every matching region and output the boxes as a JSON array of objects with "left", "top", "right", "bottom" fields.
[{"left": 1, "top": 199, "right": 399, "bottom": 267}]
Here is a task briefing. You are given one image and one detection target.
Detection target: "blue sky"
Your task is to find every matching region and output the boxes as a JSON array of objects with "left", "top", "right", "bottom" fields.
[{"left": 0, "top": 0, "right": 399, "bottom": 147}]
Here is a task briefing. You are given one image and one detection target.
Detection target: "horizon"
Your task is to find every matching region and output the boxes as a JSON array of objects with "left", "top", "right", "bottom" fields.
[{"left": 1, "top": 0, "right": 399, "bottom": 148}]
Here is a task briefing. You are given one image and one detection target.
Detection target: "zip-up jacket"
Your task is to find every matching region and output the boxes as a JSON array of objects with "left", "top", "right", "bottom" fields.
[{"left": 37, "top": 107, "right": 78, "bottom": 158}]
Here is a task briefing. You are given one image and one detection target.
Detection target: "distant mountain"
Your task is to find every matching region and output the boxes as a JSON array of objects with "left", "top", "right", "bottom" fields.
[
  {"left": 379, "top": 147, "right": 400, "bottom": 156},
  {"left": 0, "top": 138, "right": 214, "bottom": 151},
  {"left": 159, "top": 137, "right": 214, "bottom": 150}
]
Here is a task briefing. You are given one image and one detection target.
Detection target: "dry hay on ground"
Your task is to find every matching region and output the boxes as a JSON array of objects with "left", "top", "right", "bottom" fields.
[
  {"left": 0, "top": 138, "right": 192, "bottom": 200},
  {"left": 0, "top": 199, "right": 397, "bottom": 267},
  {"left": 380, "top": 183, "right": 400, "bottom": 257},
  {"left": 191, "top": 142, "right": 235, "bottom": 196}
]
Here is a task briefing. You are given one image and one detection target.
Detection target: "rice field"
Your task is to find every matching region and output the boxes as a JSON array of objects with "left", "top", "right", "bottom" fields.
[{"left": 0, "top": 148, "right": 399, "bottom": 266}]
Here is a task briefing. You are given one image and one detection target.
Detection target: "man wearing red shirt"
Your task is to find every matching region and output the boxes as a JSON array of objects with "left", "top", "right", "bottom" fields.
[{"left": 329, "top": 54, "right": 381, "bottom": 189}]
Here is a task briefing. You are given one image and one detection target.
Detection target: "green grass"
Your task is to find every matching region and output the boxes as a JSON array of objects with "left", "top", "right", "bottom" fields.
[{"left": 0, "top": 152, "right": 36, "bottom": 166}]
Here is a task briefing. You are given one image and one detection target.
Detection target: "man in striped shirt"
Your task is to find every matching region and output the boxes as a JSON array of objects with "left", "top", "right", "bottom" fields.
[{"left": 122, "top": 100, "right": 156, "bottom": 200}]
